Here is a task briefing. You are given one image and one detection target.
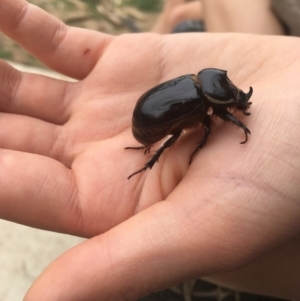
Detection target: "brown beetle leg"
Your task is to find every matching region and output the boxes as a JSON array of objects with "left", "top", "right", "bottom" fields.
[
  {"left": 127, "top": 131, "right": 181, "bottom": 179},
  {"left": 214, "top": 109, "right": 251, "bottom": 144},
  {"left": 124, "top": 146, "right": 152, "bottom": 154},
  {"left": 189, "top": 116, "right": 211, "bottom": 164}
]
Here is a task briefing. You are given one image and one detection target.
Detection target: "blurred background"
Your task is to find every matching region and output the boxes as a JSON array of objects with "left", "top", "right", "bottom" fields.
[{"left": 0, "top": 0, "right": 161, "bottom": 69}]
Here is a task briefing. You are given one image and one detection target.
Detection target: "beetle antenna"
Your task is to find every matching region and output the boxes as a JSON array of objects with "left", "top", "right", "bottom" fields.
[{"left": 245, "top": 87, "right": 253, "bottom": 102}]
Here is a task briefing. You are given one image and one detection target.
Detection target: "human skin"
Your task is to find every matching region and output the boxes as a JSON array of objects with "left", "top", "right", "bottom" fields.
[
  {"left": 152, "top": 0, "right": 284, "bottom": 35},
  {"left": 202, "top": 0, "right": 284, "bottom": 34},
  {"left": 0, "top": 1, "right": 300, "bottom": 300},
  {"left": 152, "top": 0, "right": 203, "bottom": 33}
]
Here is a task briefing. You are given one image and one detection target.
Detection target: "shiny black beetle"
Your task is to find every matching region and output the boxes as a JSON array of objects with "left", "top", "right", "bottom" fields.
[{"left": 125, "top": 68, "right": 253, "bottom": 179}]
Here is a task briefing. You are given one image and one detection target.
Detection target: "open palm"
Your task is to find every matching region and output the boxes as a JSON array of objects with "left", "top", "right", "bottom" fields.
[{"left": 1, "top": 1, "right": 300, "bottom": 300}]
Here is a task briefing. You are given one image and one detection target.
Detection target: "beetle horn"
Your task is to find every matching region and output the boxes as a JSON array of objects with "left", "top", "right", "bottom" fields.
[
  {"left": 241, "top": 87, "right": 253, "bottom": 115},
  {"left": 245, "top": 86, "right": 253, "bottom": 102}
]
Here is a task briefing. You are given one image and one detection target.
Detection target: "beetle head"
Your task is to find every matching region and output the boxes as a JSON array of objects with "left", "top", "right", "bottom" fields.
[{"left": 198, "top": 68, "right": 252, "bottom": 115}]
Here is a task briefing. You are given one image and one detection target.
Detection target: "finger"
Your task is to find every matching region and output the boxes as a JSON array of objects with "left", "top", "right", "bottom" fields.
[
  {"left": 0, "top": 0, "right": 112, "bottom": 79},
  {"left": 0, "top": 60, "right": 73, "bottom": 123},
  {"left": 0, "top": 113, "right": 73, "bottom": 164},
  {"left": 0, "top": 112, "right": 56, "bottom": 153},
  {"left": 24, "top": 201, "right": 215, "bottom": 301},
  {"left": 0, "top": 149, "right": 79, "bottom": 234},
  {"left": 24, "top": 170, "right": 300, "bottom": 301}
]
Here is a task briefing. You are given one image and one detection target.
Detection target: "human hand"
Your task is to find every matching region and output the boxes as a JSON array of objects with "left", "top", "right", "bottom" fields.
[{"left": 1, "top": 1, "right": 300, "bottom": 300}]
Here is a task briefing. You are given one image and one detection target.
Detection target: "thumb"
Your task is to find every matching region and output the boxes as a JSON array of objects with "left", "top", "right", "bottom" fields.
[
  {"left": 24, "top": 177, "right": 294, "bottom": 301},
  {"left": 24, "top": 200, "right": 227, "bottom": 301}
]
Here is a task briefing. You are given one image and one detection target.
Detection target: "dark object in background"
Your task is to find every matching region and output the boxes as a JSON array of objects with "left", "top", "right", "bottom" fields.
[
  {"left": 125, "top": 68, "right": 252, "bottom": 179},
  {"left": 172, "top": 20, "right": 205, "bottom": 33},
  {"left": 271, "top": 0, "right": 300, "bottom": 36},
  {"left": 138, "top": 278, "right": 289, "bottom": 301}
]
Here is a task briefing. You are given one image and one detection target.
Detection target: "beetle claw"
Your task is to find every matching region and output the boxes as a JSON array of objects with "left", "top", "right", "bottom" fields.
[
  {"left": 144, "top": 147, "right": 151, "bottom": 155},
  {"left": 127, "top": 166, "right": 149, "bottom": 180},
  {"left": 240, "top": 129, "right": 250, "bottom": 144}
]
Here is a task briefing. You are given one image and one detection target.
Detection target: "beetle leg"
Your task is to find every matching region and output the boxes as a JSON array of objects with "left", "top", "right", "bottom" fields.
[
  {"left": 189, "top": 116, "right": 211, "bottom": 164},
  {"left": 125, "top": 146, "right": 145, "bottom": 150},
  {"left": 215, "top": 109, "right": 251, "bottom": 144},
  {"left": 124, "top": 146, "right": 152, "bottom": 154},
  {"left": 127, "top": 131, "right": 181, "bottom": 179}
]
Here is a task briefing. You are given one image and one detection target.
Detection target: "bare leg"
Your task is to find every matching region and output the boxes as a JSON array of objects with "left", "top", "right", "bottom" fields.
[
  {"left": 127, "top": 131, "right": 181, "bottom": 179},
  {"left": 151, "top": 0, "right": 202, "bottom": 33},
  {"left": 167, "top": 1, "right": 203, "bottom": 32},
  {"left": 189, "top": 116, "right": 211, "bottom": 164},
  {"left": 201, "top": 0, "right": 284, "bottom": 35}
]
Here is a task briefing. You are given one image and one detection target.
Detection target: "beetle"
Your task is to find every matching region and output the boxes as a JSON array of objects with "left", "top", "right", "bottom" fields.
[{"left": 125, "top": 68, "right": 253, "bottom": 179}]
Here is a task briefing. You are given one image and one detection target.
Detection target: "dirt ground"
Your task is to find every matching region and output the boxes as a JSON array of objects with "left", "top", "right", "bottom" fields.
[{"left": 0, "top": 0, "right": 159, "bottom": 68}]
